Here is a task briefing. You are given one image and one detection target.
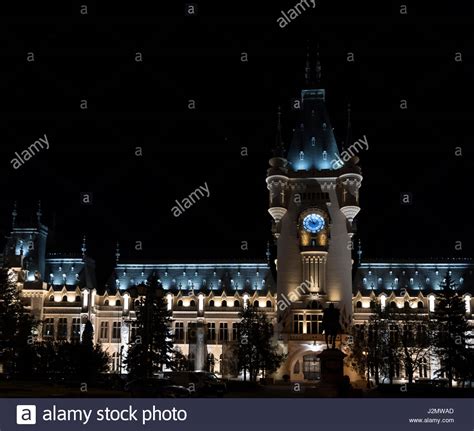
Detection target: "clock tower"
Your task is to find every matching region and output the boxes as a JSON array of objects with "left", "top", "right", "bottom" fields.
[{"left": 266, "top": 51, "right": 362, "bottom": 381}]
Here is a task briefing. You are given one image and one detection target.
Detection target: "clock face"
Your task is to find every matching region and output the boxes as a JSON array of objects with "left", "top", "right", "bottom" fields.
[{"left": 302, "top": 213, "right": 325, "bottom": 234}]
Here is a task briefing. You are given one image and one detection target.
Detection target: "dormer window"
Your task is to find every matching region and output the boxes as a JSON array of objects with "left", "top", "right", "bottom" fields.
[
  {"left": 311, "top": 137, "right": 316, "bottom": 147},
  {"left": 322, "top": 150, "right": 327, "bottom": 160},
  {"left": 299, "top": 151, "right": 304, "bottom": 160}
]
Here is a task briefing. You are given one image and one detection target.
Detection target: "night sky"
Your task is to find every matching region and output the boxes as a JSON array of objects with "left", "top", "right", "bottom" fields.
[{"left": 1, "top": 1, "right": 473, "bottom": 283}]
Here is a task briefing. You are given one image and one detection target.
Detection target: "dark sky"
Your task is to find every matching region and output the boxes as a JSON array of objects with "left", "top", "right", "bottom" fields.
[{"left": 1, "top": 1, "right": 473, "bottom": 283}]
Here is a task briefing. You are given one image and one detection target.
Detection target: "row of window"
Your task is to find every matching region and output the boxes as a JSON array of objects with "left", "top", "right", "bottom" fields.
[
  {"left": 293, "top": 314, "right": 323, "bottom": 334},
  {"left": 99, "top": 321, "right": 122, "bottom": 341},
  {"left": 43, "top": 318, "right": 81, "bottom": 340},
  {"left": 354, "top": 300, "right": 425, "bottom": 309},
  {"left": 175, "top": 299, "right": 273, "bottom": 308},
  {"left": 173, "top": 322, "right": 239, "bottom": 342},
  {"left": 47, "top": 295, "right": 81, "bottom": 303}
]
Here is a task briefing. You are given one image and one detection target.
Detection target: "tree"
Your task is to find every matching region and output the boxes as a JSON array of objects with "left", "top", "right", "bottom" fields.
[
  {"left": 432, "top": 273, "right": 470, "bottom": 388},
  {"left": 394, "top": 306, "right": 434, "bottom": 384},
  {"left": 0, "top": 268, "right": 37, "bottom": 375},
  {"left": 125, "top": 274, "right": 175, "bottom": 378},
  {"left": 77, "top": 319, "right": 110, "bottom": 379},
  {"left": 170, "top": 348, "right": 189, "bottom": 371},
  {"left": 349, "top": 304, "right": 403, "bottom": 385},
  {"left": 30, "top": 319, "right": 109, "bottom": 380},
  {"left": 234, "top": 305, "right": 285, "bottom": 382}
]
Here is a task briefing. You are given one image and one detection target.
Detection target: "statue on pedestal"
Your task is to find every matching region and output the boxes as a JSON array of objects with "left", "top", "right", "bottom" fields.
[{"left": 322, "top": 303, "right": 341, "bottom": 349}]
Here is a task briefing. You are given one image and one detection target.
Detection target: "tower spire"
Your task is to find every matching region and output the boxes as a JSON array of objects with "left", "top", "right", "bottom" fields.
[{"left": 11, "top": 201, "right": 17, "bottom": 228}]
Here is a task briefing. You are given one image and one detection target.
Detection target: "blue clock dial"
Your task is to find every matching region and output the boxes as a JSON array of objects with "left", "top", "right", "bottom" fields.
[{"left": 303, "top": 213, "right": 325, "bottom": 233}]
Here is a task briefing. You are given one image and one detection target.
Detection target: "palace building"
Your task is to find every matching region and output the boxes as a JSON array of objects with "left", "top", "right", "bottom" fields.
[{"left": 2, "top": 54, "right": 473, "bottom": 382}]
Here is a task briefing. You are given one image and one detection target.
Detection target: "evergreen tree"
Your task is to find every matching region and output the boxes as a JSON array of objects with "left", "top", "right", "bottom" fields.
[
  {"left": 31, "top": 319, "right": 109, "bottom": 380},
  {"left": 125, "top": 274, "right": 175, "bottom": 378},
  {"left": 77, "top": 319, "right": 109, "bottom": 379},
  {"left": 432, "top": 273, "right": 470, "bottom": 388},
  {"left": 0, "top": 268, "right": 37, "bottom": 375},
  {"left": 234, "top": 305, "right": 285, "bottom": 381}
]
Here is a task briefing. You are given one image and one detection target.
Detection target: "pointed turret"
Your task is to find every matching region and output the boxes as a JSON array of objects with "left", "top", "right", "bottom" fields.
[{"left": 286, "top": 46, "right": 341, "bottom": 171}]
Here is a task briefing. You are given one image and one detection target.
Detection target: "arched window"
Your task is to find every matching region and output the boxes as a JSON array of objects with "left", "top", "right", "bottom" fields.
[
  {"left": 221, "top": 300, "right": 227, "bottom": 307},
  {"left": 134, "top": 299, "right": 140, "bottom": 307},
  {"left": 253, "top": 300, "right": 259, "bottom": 307},
  {"left": 390, "top": 301, "right": 397, "bottom": 309},
  {"left": 209, "top": 300, "right": 215, "bottom": 307},
  {"left": 49, "top": 295, "right": 54, "bottom": 302},
  {"left": 370, "top": 300, "right": 376, "bottom": 309},
  {"left": 266, "top": 300, "right": 272, "bottom": 308},
  {"left": 116, "top": 299, "right": 121, "bottom": 306},
  {"left": 104, "top": 300, "right": 109, "bottom": 306},
  {"left": 62, "top": 295, "right": 68, "bottom": 302},
  {"left": 356, "top": 301, "right": 362, "bottom": 308},
  {"left": 299, "top": 151, "right": 304, "bottom": 160},
  {"left": 177, "top": 300, "right": 183, "bottom": 307},
  {"left": 234, "top": 300, "right": 240, "bottom": 307},
  {"left": 190, "top": 300, "right": 196, "bottom": 307},
  {"left": 75, "top": 295, "right": 81, "bottom": 302},
  {"left": 404, "top": 301, "right": 410, "bottom": 309},
  {"left": 417, "top": 301, "right": 424, "bottom": 309}
]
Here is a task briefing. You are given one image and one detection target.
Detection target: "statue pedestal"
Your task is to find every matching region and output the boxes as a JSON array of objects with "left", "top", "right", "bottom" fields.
[{"left": 317, "top": 348, "right": 346, "bottom": 387}]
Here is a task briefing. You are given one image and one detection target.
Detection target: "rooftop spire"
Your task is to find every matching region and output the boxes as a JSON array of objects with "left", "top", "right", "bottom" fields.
[
  {"left": 304, "top": 41, "right": 312, "bottom": 86},
  {"left": 36, "top": 200, "right": 42, "bottom": 224},
  {"left": 315, "top": 42, "right": 321, "bottom": 85},
  {"left": 81, "top": 234, "right": 87, "bottom": 259},
  {"left": 273, "top": 106, "right": 285, "bottom": 157},
  {"left": 11, "top": 201, "right": 17, "bottom": 228},
  {"left": 115, "top": 241, "right": 120, "bottom": 264},
  {"left": 343, "top": 102, "right": 352, "bottom": 152}
]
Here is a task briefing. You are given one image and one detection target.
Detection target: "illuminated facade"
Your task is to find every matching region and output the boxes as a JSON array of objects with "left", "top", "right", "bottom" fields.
[{"left": 2, "top": 55, "right": 473, "bottom": 383}]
